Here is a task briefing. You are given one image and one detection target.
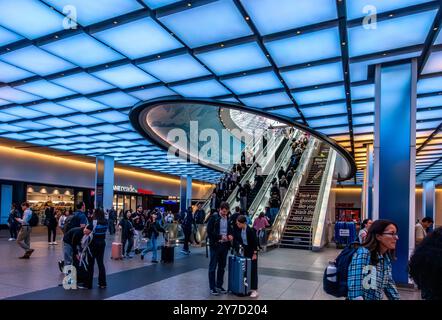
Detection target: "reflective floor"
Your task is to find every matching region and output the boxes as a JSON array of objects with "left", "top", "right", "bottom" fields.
[{"left": 0, "top": 227, "right": 420, "bottom": 300}]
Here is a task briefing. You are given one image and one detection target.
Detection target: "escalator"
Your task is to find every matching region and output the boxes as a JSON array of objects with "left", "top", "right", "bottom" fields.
[
  {"left": 245, "top": 136, "right": 288, "bottom": 210},
  {"left": 279, "top": 145, "right": 329, "bottom": 249},
  {"left": 265, "top": 140, "right": 337, "bottom": 251}
]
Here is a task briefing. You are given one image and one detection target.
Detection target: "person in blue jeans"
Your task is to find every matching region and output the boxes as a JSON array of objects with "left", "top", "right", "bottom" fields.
[{"left": 141, "top": 212, "right": 165, "bottom": 263}]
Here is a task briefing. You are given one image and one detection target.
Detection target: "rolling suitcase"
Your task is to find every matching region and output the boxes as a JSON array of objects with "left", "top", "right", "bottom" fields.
[
  {"left": 111, "top": 231, "right": 123, "bottom": 260},
  {"left": 228, "top": 255, "right": 252, "bottom": 296},
  {"left": 111, "top": 242, "right": 123, "bottom": 260},
  {"left": 161, "top": 245, "right": 174, "bottom": 263}
]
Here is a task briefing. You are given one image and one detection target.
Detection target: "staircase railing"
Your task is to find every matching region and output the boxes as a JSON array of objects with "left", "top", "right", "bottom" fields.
[
  {"left": 246, "top": 133, "right": 298, "bottom": 223},
  {"left": 311, "top": 147, "right": 336, "bottom": 251},
  {"left": 266, "top": 139, "right": 319, "bottom": 246}
]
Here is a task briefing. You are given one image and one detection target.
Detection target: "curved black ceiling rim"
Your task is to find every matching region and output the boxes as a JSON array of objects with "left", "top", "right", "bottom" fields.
[{"left": 129, "top": 98, "right": 356, "bottom": 182}]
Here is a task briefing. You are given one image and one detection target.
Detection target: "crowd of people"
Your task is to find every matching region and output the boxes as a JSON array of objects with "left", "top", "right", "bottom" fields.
[{"left": 5, "top": 197, "right": 442, "bottom": 300}]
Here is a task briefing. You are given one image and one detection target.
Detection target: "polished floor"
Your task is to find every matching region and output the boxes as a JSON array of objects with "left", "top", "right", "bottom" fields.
[{"left": 0, "top": 227, "right": 420, "bottom": 300}]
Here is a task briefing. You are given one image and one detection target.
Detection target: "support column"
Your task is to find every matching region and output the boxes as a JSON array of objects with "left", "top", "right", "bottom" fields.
[
  {"left": 180, "top": 175, "right": 192, "bottom": 213},
  {"left": 95, "top": 155, "right": 114, "bottom": 211},
  {"left": 361, "top": 144, "right": 374, "bottom": 220},
  {"left": 422, "top": 181, "right": 436, "bottom": 224},
  {"left": 373, "top": 59, "right": 417, "bottom": 285}
]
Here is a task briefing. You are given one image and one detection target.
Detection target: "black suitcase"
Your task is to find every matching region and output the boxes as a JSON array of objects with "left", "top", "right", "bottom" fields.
[{"left": 161, "top": 245, "right": 174, "bottom": 263}]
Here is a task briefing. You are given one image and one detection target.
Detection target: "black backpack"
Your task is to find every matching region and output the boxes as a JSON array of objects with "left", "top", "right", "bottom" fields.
[
  {"left": 323, "top": 242, "right": 360, "bottom": 297},
  {"left": 28, "top": 212, "right": 39, "bottom": 227},
  {"left": 63, "top": 214, "right": 79, "bottom": 234}
]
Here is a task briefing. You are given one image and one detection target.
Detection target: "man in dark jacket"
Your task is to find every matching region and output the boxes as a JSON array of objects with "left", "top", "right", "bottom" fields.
[
  {"left": 228, "top": 206, "right": 241, "bottom": 235},
  {"left": 181, "top": 207, "right": 194, "bottom": 255},
  {"left": 206, "top": 202, "right": 233, "bottom": 296},
  {"left": 232, "top": 215, "right": 259, "bottom": 297}
]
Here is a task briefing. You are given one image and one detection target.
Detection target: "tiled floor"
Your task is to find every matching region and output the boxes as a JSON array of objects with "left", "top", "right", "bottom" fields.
[{"left": 0, "top": 228, "right": 421, "bottom": 300}]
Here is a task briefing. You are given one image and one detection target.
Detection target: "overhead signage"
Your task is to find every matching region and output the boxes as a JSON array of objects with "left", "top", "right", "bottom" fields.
[{"left": 113, "top": 185, "right": 137, "bottom": 193}]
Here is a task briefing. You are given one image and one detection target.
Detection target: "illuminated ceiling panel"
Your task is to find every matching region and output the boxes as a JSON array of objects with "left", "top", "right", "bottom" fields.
[
  {"left": 0, "top": 26, "right": 23, "bottom": 46},
  {"left": 221, "top": 71, "right": 283, "bottom": 95},
  {"left": 281, "top": 62, "right": 343, "bottom": 89},
  {"left": 301, "top": 103, "right": 347, "bottom": 118},
  {"left": 43, "top": 0, "right": 143, "bottom": 26},
  {"left": 0, "top": 0, "right": 439, "bottom": 182},
  {"left": 0, "top": 46, "right": 75, "bottom": 76},
  {"left": 41, "top": 33, "right": 124, "bottom": 68},
  {"left": 348, "top": 10, "right": 437, "bottom": 57},
  {"left": 292, "top": 85, "right": 346, "bottom": 105},
  {"left": 0, "top": 60, "right": 35, "bottom": 83},
  {"left": 170, "top": 79, "right": 230, "bottom": 97},
  {"left": 93, "top": 17, "right": 183, "bottom": 59},
  {"left": 50, "top": 72, "right": 115, "bottom": 95},
  {"left": 92, "top": 64, "right": 159, "bottom": 89},
  {"left": 241, "top": 0, "right": 337, "bottom": 35},
  {"left": 264, "top": 28, "right": 341, "bottom": 67},
  {"left": 239, "top": 92, "right": 293, "bottom": 109},
  {"left": 346, "top": 0, "right": 433, "bottom": 20},
  {"left": 158, "top": 0, "right": 253, "bottom": 48},
  {"left": 128, "top": 86, "right": 178, "bottom": 101},
  {"left": 15, "top": 79, "right": 76, "bottom": 100},
  {"left": 142, "top": 0, "right": 181, "bottom": 9},
  {"left": 91, "top": 92, "right": 139, "bottom": 109},
  {"left": 0, "top": 86, "right": 41, "bottom": 103},
  {"left": 422, "top": 51, "right": 442, "bottom": 74},
  {"left": 0, "top": 0, "right": 64, "bottom": 39},
  {"left": 138, "top": 54, "right": 210, "bottom": 83},
  {"left": 195, "top": 42, "right": 270, "bottom": 76}
]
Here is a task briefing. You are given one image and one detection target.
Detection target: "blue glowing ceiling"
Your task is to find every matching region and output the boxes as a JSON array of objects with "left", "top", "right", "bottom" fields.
[{"left": 0, "top": 0, "right": 441, "bottom": 183}]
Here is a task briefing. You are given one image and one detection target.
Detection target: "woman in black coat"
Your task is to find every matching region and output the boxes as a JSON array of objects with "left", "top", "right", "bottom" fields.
[
  {"left": 118, "top": 210, "right": 135, "bottom": 258},
  {"left": 233, "top": 215, "right": 260, "bottom": 298},
  {"left": 44, "top": 205, "right": 58, "bottom": 245}
]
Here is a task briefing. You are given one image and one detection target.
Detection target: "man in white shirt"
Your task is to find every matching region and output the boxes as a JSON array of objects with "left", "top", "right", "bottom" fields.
[
  {"left": 415, "top": 217, "right": 434, "bottom": 246},
  {"left": 16, "top": 202, "right": 35, "bottom": 259}
]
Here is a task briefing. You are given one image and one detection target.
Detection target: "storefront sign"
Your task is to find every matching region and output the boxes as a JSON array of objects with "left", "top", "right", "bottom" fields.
[
  {"left": 138, "top": 188, "right": 154, "bottom": 195},
  {"left": 113, "top": 185, "right": 138, "bottom": 193}
]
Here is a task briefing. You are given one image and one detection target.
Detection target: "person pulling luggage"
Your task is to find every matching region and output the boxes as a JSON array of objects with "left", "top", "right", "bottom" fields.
[{"left": 232, "top": 215, "right": 259, "bottom": 298}]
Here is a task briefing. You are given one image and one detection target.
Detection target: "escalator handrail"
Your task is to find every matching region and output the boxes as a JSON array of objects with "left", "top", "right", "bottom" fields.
[
  {"left": 224, "top": 132, "right": 287, "bottom": 210},
  {"left": 266, "top": 139, "right": 319, "bottom": 246},
  {"left": 247, "top": 131, "right": 300, "bottom": 222}
]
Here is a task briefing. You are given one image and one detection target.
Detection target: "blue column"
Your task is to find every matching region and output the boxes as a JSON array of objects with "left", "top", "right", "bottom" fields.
[
  {"left": 180, "top": 175, "right": 192, "bottom": 213},
  {"left": 373, "top": 60, "right": 417, "bottom": 285},
  {"left": 1, "top": 185, "right": 13, "bottom": 225},
  {"left": 422, "top": 181, "right": 435, "bottom": 224},
  {"left": 95, "top": 155, "right": 114, "bottom": 211},
  {"left": 362, "top": 144, "right": 374, "bottom": 220}
]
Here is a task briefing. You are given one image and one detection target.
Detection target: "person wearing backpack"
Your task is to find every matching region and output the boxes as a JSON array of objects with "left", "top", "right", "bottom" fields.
[
  {"left": 58, "top": 204, "right": 87, "bottom": 271},
  {"left": 15, "top": 202, "right": 35, "bottom": 259},
  {"left": 81, "top": 209, "right": 108, "bottom": 289},
  {"left": 347, "top": 220, "right": 400, "bottom": 300}
]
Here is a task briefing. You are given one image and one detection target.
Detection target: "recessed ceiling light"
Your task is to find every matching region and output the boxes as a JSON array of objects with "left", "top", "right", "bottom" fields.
[
  {"left": 113, "top": 21, "right": 118, "bottom": 25},
  {"left": 245, "top": 16, "right": 250, "bottom": 20},
  {"left": 389, "top": 14, "right": 394, "bottom": 17},
  {"left": 187, "top": 3, "right": 192, "bottom": 7}
]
